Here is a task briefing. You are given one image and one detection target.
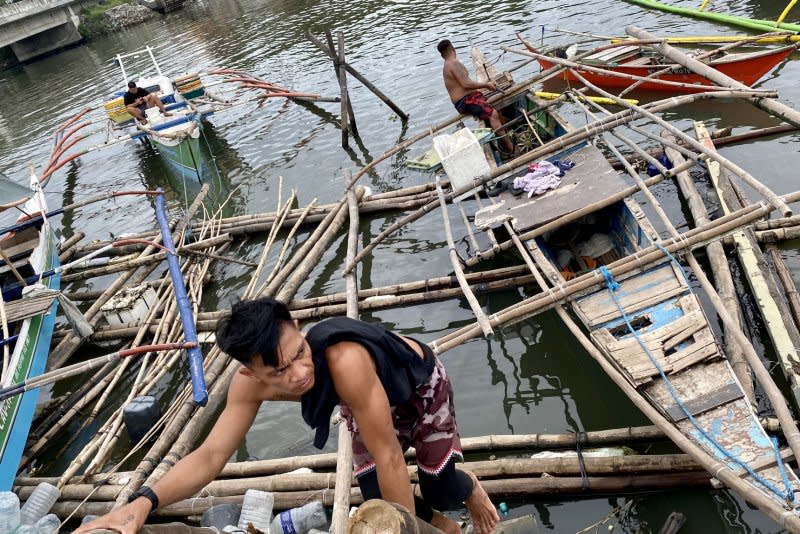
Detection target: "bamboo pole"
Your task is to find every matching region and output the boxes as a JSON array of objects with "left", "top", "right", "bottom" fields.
[
  {"left": 58, "top": 231, "right": 85, "bottom": 263},
  {"left": 626, "top": 26, "right": 800, "bottom": 130},
  {"left": 435, "top": 179, "right": 493, "bottom": 337},
  {"left": 332, "top": 172, "right": 360, "bottom": 534},
  {"left": 661, "top": 133, "right": 753, "bottom": 401},
  {"left": 51, "top": 472, "right": 714, "bottom": 520},
  {"left": 60, "top": 235, "right": 232, "bottom": 283},
  {"left": 17, "top": 418, "right": 783, "bottom": 487},
  {"left": 276, "top": 189, "right": 365, "bottom": 302},
  {"left": 572, "top": 68, "right": 791, "bottom": 216},
  {"left": 265, "top": 196, "right": 349, "bottom": 297},
  {"left": 54, "top": 273, "right": 540, "bottom": 343},
  {"left": 767, "top": 245, "right": 800, "bottom": 333}
]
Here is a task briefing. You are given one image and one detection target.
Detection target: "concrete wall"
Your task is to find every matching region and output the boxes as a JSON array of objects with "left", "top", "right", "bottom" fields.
[
  {"left": 9, "top": 17, "right": 81, "bottom": 61},
  {"left": 0, "top": 0, "right": 83, "bottom": 61}
]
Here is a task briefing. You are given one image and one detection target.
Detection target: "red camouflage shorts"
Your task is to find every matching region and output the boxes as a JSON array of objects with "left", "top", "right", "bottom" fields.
[
  {"left": 340, "top": 357, "right": 463, "bottom": 478},
  {"left": 454, "top": 91, "right": 494, "bottom": 122}
]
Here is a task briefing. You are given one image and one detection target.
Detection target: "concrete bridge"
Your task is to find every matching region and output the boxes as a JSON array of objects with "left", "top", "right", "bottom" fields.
[{"left": 0, "top": 0, "right": 83, "bottom": 62}]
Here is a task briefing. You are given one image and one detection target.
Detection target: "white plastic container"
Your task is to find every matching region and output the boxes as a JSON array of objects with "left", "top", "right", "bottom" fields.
[
  {"left": 0, "top": 491, "right": 20, "bottom": 533},
  {"left": 19, "top": 482, "right": 60, "bottom": 525},
  {"left": 237, "top": 489, "right": 273, "bottom": 533},
  {"left": 433, "top": 128, "right": 492, "bottom": 202},
  {"left": 34, "top": 513, "right": 61, "bottom": 534},
  {"left": 270, "top": 501, "right": 327, "bottom": 534}
]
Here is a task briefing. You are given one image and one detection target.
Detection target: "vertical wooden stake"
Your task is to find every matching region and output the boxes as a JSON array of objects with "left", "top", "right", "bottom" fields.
[
  {"left": 326, "top": 31, "right": 350, "bottom": 148},
  {"left": 338, "top": 31, "right": 358, "bottom": 136}
]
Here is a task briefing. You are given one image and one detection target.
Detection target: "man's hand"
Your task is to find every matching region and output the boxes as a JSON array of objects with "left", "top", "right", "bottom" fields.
[
  {"left": 485, "top": 81, "right": 497, "bottom": 91},
  {"left": 72, "top": 499, "right": 150, "bottom": 534}
]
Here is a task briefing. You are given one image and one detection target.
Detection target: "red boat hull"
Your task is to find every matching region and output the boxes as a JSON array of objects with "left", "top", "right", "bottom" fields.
[{"left": 534, "top": 47, "right": 793, "bottom": 93}]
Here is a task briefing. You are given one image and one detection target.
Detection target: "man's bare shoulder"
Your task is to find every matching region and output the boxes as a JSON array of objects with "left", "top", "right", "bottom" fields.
[{"left": 228, "top": 367, "right": 274, "bottom": 403}]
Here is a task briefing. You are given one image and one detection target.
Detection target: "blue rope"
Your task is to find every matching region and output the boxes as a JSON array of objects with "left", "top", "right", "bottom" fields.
[
  {"left": 598, "top": 261, "right": 794, "bottom": 503},
  {"left": 774, "top": 436, "right": 796, "bottom": 503}
]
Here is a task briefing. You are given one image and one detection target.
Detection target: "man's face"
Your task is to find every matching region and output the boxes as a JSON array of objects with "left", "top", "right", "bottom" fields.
[
  {"left": 243, "top": 323, "right": 315, "bottom": 397},
  {"left": 128, "top": 85, "right": 137, "bottom": 94}
]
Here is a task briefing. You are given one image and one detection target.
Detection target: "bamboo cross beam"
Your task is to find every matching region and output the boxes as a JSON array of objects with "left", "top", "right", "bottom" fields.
[
  {"left": 435, "top": 179, "right": 494, "bottom": 337},
  {"left": 0, "top": 342, "right": 196, "bottom": 402},
  {"left": 344, "top": 88, "right": 774, "bottom": 275},
  {"left": 306, "top": 29, "right": 408, "bottom": 121},
  {"left": 626, "top": 26, "right": 800, "bottom": 129},
  {"left": 501, "top": 45, "right": 779, "bottom": 94},
  {"left": 432, "top": 189, "right": 800, "bottom": 353},
  {"left": 569, "top": 68, "right": 791, "bottom": 218}
]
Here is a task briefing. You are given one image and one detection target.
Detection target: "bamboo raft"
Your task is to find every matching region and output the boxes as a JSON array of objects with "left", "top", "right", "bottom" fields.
[{"left": 6, "top": 23, "right": 800, "bottom": 534}]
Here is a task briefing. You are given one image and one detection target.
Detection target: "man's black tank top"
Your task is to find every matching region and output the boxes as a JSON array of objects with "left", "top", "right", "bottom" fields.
[{"left": 300, "top": 317, "right": 434, "bottom": 449}]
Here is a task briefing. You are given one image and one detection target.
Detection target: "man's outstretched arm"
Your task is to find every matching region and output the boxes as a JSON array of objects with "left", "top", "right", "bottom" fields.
[
  {"left": 450, "top": 63, "right": 496, "bottom": 92},
  {"left": 73, "top": 373, "right": 261, "bottom": 534},
  {"left": 327, "top": 342, "right": 415, "bottom": 513}
]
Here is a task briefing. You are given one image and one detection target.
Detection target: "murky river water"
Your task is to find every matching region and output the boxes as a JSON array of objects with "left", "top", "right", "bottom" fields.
[{"left": 2, "top": 0, "right": 800, "bottom": 531}]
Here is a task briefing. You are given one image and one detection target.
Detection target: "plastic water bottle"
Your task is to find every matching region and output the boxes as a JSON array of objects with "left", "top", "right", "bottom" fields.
[
  {"left": 0, "top": 491, "right": 20, "bottom": 533},
  {"left": 19, "top": 483, "right": 60, "bottom": 525},
  {"left": 270, "top": 501, "right": 327, "bottom": 534},
  {"left": 237, "top": 489, "right": 273, "bottom": 532},
  {"left": 34, "top": 513, "right": 61, "bottom": 534},
  {"left": 12, "top": 526, "right": 37, "bottom": 533},
  {"left": 202, "top": 503, "right": 241, "bottom": 531}
]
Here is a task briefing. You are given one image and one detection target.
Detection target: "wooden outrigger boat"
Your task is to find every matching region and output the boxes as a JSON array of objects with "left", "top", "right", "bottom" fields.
[
  {"left": 427, "top": 53, "right": 800, "bottom": 527},
  {"left": 0, "top": 171, "right": 59, "bottom": 490},
  {"left": 104, "top": 47, "right": 210, "bottom": 183},
  {"left": 521, "top": 36, "right": 796, "bottom": 93}
]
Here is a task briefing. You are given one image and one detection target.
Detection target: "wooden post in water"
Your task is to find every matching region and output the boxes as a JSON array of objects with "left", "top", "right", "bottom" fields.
[
  {"left": 325, "top": 30, "right": 355, "bottom": 148},
  {"left": 306, "top": 29, "right": 408, "bottom": 122}
]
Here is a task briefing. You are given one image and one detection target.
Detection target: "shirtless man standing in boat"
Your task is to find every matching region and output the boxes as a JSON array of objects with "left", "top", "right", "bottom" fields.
[
  {"left": 74, "top": 298, "right": 500, "bottom": 534},
  {"left": 438, "top": 39, "right": 514, "bottom": 153}
]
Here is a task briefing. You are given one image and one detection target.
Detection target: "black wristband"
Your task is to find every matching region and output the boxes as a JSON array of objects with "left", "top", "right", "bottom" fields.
[{"left": 128, "top": 485, "right": 159, "bottom": 513}]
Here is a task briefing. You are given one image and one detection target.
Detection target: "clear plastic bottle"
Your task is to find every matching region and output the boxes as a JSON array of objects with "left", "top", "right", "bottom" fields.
[
  {"left": 270, "top": 501, "right": 327, "bottom": 534},
  {"left": 19, "top": 483, "right": 60, "bottom": 525},
  {"left": 0, "top": 491, "right": 20, "bottom": 534},
  {"left": 236, "top": 489, "right": 273, "bottom": 533},
  {"left": 12, "top": 526, "right": 37, "bottom": 533},
  {"left": 202, "top": 503, "right": 241, "bottom": 531},
  {"left": 34, "top": 514, "right": 60, "bottom": 534}
]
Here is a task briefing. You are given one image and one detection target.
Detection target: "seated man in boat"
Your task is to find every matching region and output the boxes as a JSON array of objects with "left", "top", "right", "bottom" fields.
[
  {"left": 437, "top": 38, "right": 514, "bottom": 153},
  {"left": 74, "top": 298, "right": 500, "bottom": 534},
  {"left": 123, "top": 81, "right": 171, "bottom": 125}
]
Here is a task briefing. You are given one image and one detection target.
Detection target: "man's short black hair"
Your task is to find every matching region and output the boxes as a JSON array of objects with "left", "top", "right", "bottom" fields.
[
  {"left": 216, "top": 297, "right": 293, "bottom": 367},
  {"left": 127, "top": 81, "right": 137, "bottom": 88},
  {"left": 437, "top": 39, "right": 453, "bottom": 57}
]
